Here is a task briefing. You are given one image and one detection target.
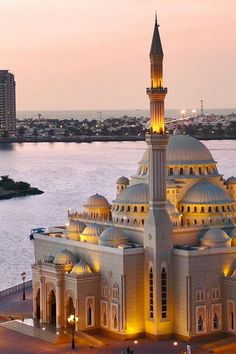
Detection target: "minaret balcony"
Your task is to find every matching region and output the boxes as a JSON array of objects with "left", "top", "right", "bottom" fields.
[{"left": 146, "top": 87, "right": 167, "bottom": 94}]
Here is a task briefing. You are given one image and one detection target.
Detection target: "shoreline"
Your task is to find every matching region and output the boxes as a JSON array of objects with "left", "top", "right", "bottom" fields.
[{"left": 0, "top": 135, "right": 235, "bottom": 144}]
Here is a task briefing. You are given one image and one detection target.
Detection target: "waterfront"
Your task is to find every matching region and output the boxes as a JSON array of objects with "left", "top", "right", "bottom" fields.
[
  {"left": 17, "top": 109, "right": 236, "bottom": 121},
  {"left": 0, "top": 140, "right": 235, "bottom": 290}
]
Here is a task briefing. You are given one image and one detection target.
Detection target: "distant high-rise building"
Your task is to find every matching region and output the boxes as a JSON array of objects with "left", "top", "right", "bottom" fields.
[{"left": 0, "top": 70, "right": 16, "bottom": 134}]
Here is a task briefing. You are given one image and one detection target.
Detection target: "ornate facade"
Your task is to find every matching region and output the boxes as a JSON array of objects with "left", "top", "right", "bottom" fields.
[{"left": 32, "top": 17, "right": 236, "bottom": 340}]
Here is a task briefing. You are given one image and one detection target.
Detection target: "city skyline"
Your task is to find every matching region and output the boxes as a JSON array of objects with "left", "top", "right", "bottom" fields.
[{"left": 1, "top": 0, "right": 236, "bottom": 110}]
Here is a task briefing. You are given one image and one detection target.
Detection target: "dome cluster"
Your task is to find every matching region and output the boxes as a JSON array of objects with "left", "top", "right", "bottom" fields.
[{"left": 43, "top": 248, "right": 93, "bottom": 275}]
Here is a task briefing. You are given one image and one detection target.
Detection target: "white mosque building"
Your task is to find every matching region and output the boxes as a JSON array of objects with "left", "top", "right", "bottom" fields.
[{"left": 32, "top": 17, "right": 236, "bottom": 340}]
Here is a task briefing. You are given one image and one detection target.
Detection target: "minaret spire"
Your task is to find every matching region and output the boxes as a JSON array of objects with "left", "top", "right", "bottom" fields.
[{"left": 144, "top": 15, "right": 173, "bottom": 337}]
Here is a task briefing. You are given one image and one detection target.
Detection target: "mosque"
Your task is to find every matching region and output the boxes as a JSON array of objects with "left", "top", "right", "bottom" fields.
[{"left": 32, "top": 17, "right": 236, "bottom": 340}]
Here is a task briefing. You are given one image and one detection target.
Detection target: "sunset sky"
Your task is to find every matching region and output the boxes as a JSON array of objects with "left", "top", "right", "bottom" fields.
[{"left": 1, "top": 0, "right": 236, "bottom": 110}]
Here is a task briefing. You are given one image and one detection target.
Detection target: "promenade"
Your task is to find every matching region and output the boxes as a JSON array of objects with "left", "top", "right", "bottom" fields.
[{"left": 0, "top": 287, "right": 235, "bottom": 354}]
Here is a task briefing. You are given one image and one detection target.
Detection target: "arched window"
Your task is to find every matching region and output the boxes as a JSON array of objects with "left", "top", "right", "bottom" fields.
[
  {"left": 101, "top": 301, "right": 108, "bottom": 327},
  {"left": 201, "top": 206, "right": 205, "bottom": 212},
  {"left": 196, "top": 284, "right": 205, "bottom": 302},
  {"left": 213, "top": 313, "right": 219, "bottom": 330},
  {"left": 149, "top": 267, "right": 154, "bottom": 319},
  {"left": 222, "top": 206, "right": 225, "bottom": 212},
  {"left": 187, "top": 206, "right": 190, "bottom": 212},
  {"left": 141, "top": 206, "right": 144, "bottom": 212},
  {"left": 190, "top": 167, "right": 194, "bottom": 175},
  {"left": 111, "top": 304, "right": 118, "bottom": 330},
  {"left": 112, "top": 283, "right": 119, "bottom": 300},
  {"left": 181, "top": 206, "right": 184, "bottom": 212},
  {"left": 87, "top": 304, "right": 92, "bottom": 326},
  {"left": 194, "top": 219, "right": 197, "bottom": 225},
  {"left": 134, "top": 206, "right": 137, "bottom": 212},
  {"left": 169, "top": 167, "right": 174, "bottom": 176},
  {"left": 198, "top": 315, "right": 204, "bottom": 332},
  {"left": 231, "top": 312, "right": 235, "bottom": 330},
  {"left": 208, "top": 206, "right": 212, "bottom": 212},
  {"left": 127, "top": 206, "right": 130, "bottom": 212},
  {"left": 86, "top": 297, "right": 94, "bottom": 327},
  {"left": 101, "top": 281, "right": 108, "bottom": 297},
  {"left": 199, "top": 167, "right": 202, "bottom": 175},
  {"left": 141, "top": 219, "right": 144, "bottom": 226},
  {"left": 206, "top": 166, "right": 209, "bottom": 174},
  {"left": 194, "top": 206, "right": 197, "bottom": 212},
  {"left": 161, "top": 267, "right": 167, "bottom": 319},
  {"left": 212, "top": 283, "right": 220, "bottom": 300},
  {"left": 121, "top": 205, "right": 124, "bottom": 212},
  {"left": 179, "top": 167, "right": 184, "bottom": 175}
]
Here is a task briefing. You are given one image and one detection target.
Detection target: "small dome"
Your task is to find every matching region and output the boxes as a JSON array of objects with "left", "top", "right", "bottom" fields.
[
  {"left": 68, "top": 220, "right": 86, "bottom": 233},
  {"left": 116, "top": 176, "right": 129, "bottom": 185},
  {"left": 54, "top": 249, "right": 75, "bottom": 265},
  {"left": 113, "top": 183, "right": 148, "bottom": 204},
  {"left": 201, "top": 228, "right": 231, "bottom": 248},
  {"left": 182, "top": 180, "right": 232, "bottom": 204},
  {"left": 99, "top": 226, "right": 128, "bottom": 247},
  {"left": 83, "top": 194, "right": 110, "bottom": 209},
  {"left": 80, "top": 223, "right": 104, "bottom": 244},
  {"left": 225, "top": 176, "right": 236, "bottom": 185},
  {"left": 44, "top": 254, "right": 55, "bottom": 263},
  {"left": 71, "top": 260, "right": 92, "bottom": 275},
  {"left": 67, "top": 220, "right": 86, "bottom": 240}
]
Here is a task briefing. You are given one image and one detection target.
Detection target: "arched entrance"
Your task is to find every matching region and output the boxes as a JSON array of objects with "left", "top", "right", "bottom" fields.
[
  {"left": 48, "top": 290, "right": 56, "bottom": 325},
  {"left": 66, "top": 297, "right": 75, "bottom": 327},
  {"left": 36, "top": 289, "right": 40, "bottom": 320}
]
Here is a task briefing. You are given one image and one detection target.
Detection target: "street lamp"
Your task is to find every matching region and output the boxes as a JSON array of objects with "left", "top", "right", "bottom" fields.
[
  {"left": 21, "top": 272, "right": 26, "bottom": 300},
  {"left": 67, "top": 314, "right": 79, "bottom": 350},
  {"left": 180, "top": 109, "right": 186, "bottom": 118}
]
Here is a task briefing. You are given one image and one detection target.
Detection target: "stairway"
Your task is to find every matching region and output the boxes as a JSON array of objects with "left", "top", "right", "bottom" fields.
[
  {"left": 0, "top": 320, "right": 63, "bottom": 343},
  {"left": 0, "top": 319, "right": 104, "bottom": 347}
]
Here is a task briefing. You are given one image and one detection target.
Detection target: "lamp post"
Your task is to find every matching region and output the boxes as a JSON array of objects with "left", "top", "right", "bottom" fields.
[
  {"left": 180, "top": 109, "right": 186, "bottom": 119},
  {"left": 21, "top": 272, "right": 26, "bottom": 300},
  {"left": 67, "top": 314, "right": 79, "bottom": 350}
]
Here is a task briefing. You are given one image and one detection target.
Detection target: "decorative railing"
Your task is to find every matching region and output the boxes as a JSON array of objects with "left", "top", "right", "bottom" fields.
[{"left": 0, "top": 280, "right": 32, "bottom": 298}]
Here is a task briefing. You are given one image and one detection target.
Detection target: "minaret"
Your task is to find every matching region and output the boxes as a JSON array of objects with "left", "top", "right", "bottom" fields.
[{"left": 144, "top": 15, "right": 173, "bottom": 337}]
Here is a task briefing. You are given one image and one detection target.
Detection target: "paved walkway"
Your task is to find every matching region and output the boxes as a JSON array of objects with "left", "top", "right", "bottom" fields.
[{"left": 0, "top": 288, "right": 235, "bottom": 354}]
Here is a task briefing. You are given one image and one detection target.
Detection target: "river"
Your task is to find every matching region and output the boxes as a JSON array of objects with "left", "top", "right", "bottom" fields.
[{"left": 0, "top": 140, "right": 235, "bottom": 290}]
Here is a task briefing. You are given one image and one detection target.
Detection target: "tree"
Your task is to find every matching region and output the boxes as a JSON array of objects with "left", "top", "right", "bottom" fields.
[{"left": 18, "top": 126, "right": 26, "bottom": 136}]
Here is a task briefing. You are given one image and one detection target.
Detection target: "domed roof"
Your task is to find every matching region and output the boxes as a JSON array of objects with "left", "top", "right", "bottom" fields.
[
  {"left": 99, "top": 226, "right": 128, "bottom": 242},
  {"left": 54, "top": 249, "right": 74, "bottom": 265},
  {"left": 116, "top": 176, "right": 129, "bottom": 185},
  {"left": 225, "top": 176, "right": 236, "bottom": 185},
  {"left": 71, "top": 260, "right": 92, "bottom": 275},
  {"left": 68, "top": 220, "right": 86, "bottom": 233},
  {"left": 139, "top": 134, "right": 216, "bottom": 166},
  {"left": 182, "top": 180, "right": 233, "bottom": 205},
  {"left": 83, "top": 194, "right": 110, "bottom": 208},
  {"left": 80, "top": 223, "right": 104, "bottom": 238},
  {"left": 113, "top": 183, "right": 148, "bottom": 204},
  {"left": 201, "top": 228, "right": 231, "bottom": 247}
]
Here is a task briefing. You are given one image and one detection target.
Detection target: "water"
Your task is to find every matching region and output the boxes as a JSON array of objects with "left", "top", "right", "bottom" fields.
[
  {"left": 16, "top": 109, "right": 236, "bottom": 121},
  {"left": 0, "top": 140, "right": 235, "bottom": 290}
]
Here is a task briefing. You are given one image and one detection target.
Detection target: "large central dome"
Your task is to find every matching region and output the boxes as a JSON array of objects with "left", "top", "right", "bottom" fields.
[{"left": 140, "top": 134, "right": 216, "bottom": 166}]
